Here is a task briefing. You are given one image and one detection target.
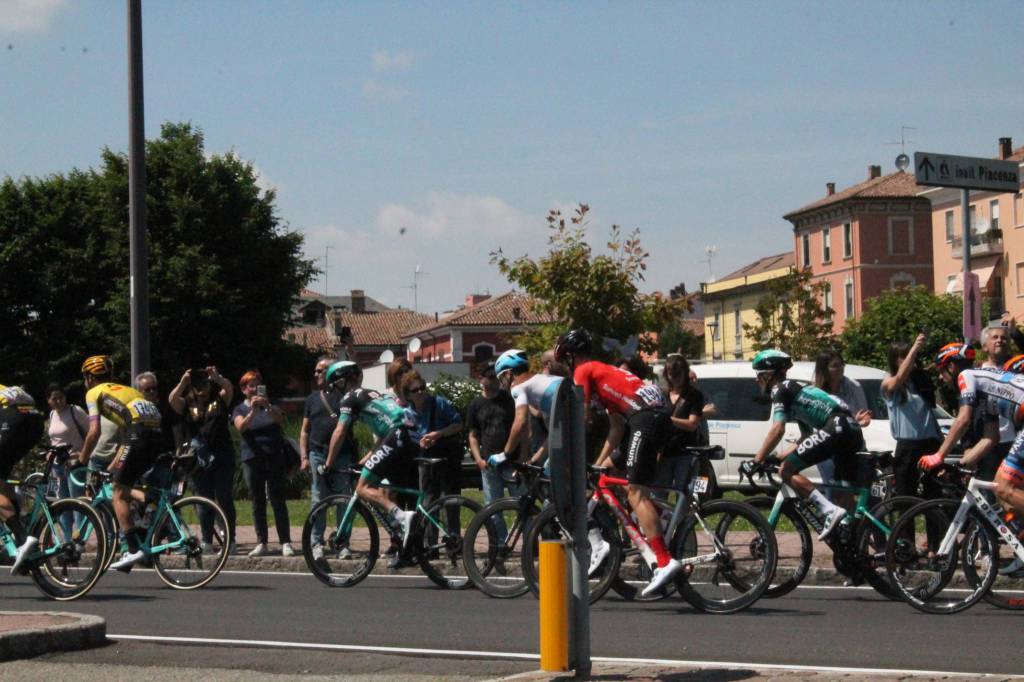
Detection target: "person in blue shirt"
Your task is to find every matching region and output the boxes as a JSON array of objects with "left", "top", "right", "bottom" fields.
[{"left": 399, "top": 371, "right": 463, "bottom": 494}]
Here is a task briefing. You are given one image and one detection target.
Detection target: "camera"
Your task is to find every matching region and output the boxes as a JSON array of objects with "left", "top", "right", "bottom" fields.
[{"left": 256, "top": 384, "right": 267, "bottom": 397}]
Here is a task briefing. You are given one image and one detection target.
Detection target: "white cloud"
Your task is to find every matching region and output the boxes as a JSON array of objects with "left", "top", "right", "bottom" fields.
[
  {"left": 0, "top": 0, "right": 68, "bottom": 36},
  {"left": 371, "top": 50, "right": 414, "bottom": 72},
  {"left": 376, "top": 192, "right": 534, "bottom": 240},
  {"left": 360, "top": 79, "right": 408, "bottom": 103}
]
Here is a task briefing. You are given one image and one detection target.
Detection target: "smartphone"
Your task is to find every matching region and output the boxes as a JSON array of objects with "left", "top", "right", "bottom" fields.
[
  {"left": 256, "top": 384, "right": 267, "bottom": 397},
  {"left": 340, "top": 326, "right": 353, "bottom": 341}
]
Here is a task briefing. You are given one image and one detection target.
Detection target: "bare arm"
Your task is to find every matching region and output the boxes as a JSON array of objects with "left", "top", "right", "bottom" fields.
[
  {"left": 935, "top": 404, "right": 974, "bottom": 460},
  {"left": 168, "top": 371, "right": 191, "bottom": 415},
  {"left": 594, "top": 413, "right": 625, "bottom": 468},
  {"left": 78, "top": 420, "right": 101, "bottom": 466},
  {"left": 468, "top": 429, "right": 486, "bottom": 471},
  {"left": 501, "top": 405, "right": 530, "bottom": 457},
  {"left": 961, "top": 419, "right": 998, "bottom": 468},
  {"left": 299, "top": 417, "right": 312, "bottom": 471},
  {"left": 754, "top": 421, "right": 786, "bottom": 464},
  {"left": 881, "top": 333, "right": 925, "bottom": 395}
]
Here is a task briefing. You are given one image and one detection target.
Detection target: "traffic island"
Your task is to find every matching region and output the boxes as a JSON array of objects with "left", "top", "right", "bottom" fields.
[{"left": 0, "top": 611, "right": 106, "bottom": 661}]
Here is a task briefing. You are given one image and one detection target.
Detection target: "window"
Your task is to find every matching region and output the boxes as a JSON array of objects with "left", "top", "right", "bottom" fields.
[
  {"left": 1017, "top": 262, "right": 1024, "bottom": 297},
  {"left": 991, "top": 200, "right": 1000, "bottom": 230},
  {"left": 823, "top": 282, "right": 833, "bottom": 319},
  {"left": 822, "top": 227, "right": 831, "bottom": 263},
  {"left": 472, "top": 342, "right": 495, "bottom": 363},
  {"left": 842, "top": 222, "right": 852, "bottom": 258},
  {"left": 888, "top": 217, "right": 914, "bottom": 255},
  {"left": 890, "top": 273, "right": 916, "bottom": 289},
  {"left": 697, "top": 378, "right": 770, "bottom": 422},
  {"left": 733, "top": 307, "right": 742, "bottom": 358},
  {"left": 712, "top": 312, "right": 721, "bottom": 340},
  {"left": 844, "top": 279, "right": 854, "bottom": 319},
  {"left": 945, "top": 210, "right": 954, "bottom": 242},
  {"left": 801, "top": 233, "right": 811, "bottom": 267}
]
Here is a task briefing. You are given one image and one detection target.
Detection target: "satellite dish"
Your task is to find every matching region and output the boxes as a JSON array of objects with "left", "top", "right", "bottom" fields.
[
  {"left": 377, "top": 349, "right": 395, "bottom": 365},
  {"left": 895, "top": 153, "right": 910, "bottom": 172},
  {"left": 407, "top": 337, "right": 422, "bottom": 354}
]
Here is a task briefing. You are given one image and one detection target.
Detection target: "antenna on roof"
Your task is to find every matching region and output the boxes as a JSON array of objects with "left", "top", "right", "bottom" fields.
[
  {"left": 401, "top": 264, "right": 427, "bottom": 312},
  {"left": 701, "top": 245, "right": 717, "bottom": 282},
  {"left": 888, "top": 125, "right": 916, "bottom": 172},
  {"left": 322, "top": 245, "right": 333, "bottom": 297}
]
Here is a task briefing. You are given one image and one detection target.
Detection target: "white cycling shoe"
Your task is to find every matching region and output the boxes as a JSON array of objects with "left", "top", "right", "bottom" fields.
[
  {"left": 642, "top": 559, "right": 682, "bottom": 598},
  {"left": 588, "top": 536, "right": 611, "bottom": 577},
  {"left": 10, "top": 536, "right": 38, "bottom": 575},
  {"left": 110, "top": 549, "right": 146, "bottom": 572},
  {"left": 818, "top": 508, "right": 847, "bottom": 541},
  {"left": 392, "top": 509, "right": 415, "bottom": 546}
]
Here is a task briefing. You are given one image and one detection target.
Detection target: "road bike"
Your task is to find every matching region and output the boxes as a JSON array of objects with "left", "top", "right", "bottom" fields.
[
  {"left": 3, "top": 446, "right": 107, "bottom": 600},
  {"left": 461, "top": 460, "right": 549, "bottom": 598},
  {"left": 885, "top": 465, "right": 1024, "bottom": 614},
  {"left": 740, "top": 451, "right": 922, "bottom": 599},
  {"left": 522, "top": 445, "right": 778, "bottom": 613},
  {"left": 302, "top": 456, "right": 483, "bottom": 589}
]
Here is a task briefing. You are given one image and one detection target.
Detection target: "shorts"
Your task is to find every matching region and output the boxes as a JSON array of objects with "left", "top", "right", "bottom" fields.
[
  {"left": 361, "top": 426, "right": 418, "bottom": 490},
  {"left": 0, "top": 408, "right": 44, "bottom": 479},
  {"left": 785, "top": 414, "right": 865, "bottom": 483},
  {"left": 110, "top": 425, "right": 161, "bottom": 487},
  {"left": 611, "top": 409, "right": 670, "bottom": 487},
  {"left": 998, "top": 429, "right": 1024, "bottom": 487}
]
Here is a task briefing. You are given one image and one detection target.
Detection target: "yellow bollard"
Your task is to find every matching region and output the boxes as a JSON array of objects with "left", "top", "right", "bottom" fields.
[{"left": 538, "top": 539, "right": 570, "bottom": 672}]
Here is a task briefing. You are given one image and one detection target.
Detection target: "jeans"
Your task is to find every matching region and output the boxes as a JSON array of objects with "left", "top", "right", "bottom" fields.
[
  {"left": 192, "top": 449, "right": 237, "bottom": 545},
  {"left": 309, "top": 450, "right": 352, "bottom": 547},
  {"left": 243, "top": 455, "right": 291, "bottom": 545},
  {"left": 654, "top": 455, "right": 695, "bottom": 502},
  {"left": 480, "top": 466, "right": 526, "bottom": 542}
]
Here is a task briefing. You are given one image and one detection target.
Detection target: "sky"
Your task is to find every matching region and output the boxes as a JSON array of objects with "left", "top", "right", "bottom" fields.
[{"left": 2, "top": 0, "right": 1022, "bottom": 315}]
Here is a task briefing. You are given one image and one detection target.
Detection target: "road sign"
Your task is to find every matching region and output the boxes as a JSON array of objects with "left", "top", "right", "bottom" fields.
[
  {"left": 915, "top": 152, "right": 1019, "bottom": 193},
  {"left": 963, "top": 271, "right": 982, "bottom": 343}
]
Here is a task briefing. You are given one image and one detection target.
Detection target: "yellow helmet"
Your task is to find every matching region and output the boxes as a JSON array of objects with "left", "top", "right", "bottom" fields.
[{"left": 81, "top": 355, "right": 113, "bottom": 377}]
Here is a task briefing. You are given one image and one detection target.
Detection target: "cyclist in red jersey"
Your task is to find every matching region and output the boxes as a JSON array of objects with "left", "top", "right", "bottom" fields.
[{"left": 555, "top": 329, "right": 678, "bottom": 597}]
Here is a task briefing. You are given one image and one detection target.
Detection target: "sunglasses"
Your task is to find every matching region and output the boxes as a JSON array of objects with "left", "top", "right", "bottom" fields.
[
  {"left": 408, "top": 386, "right": 426, "bottom": 394},
  {"left": 313, "top": 369, "right": 325, "bottom": 374}
]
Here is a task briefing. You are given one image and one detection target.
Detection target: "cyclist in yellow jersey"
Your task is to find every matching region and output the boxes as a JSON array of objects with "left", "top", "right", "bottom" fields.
[
  {"left": 0, "top": 383, "right": 45, "bottom": 574},
  {"left": 77, "top": 355, "right": 163, "bottom": 571}
]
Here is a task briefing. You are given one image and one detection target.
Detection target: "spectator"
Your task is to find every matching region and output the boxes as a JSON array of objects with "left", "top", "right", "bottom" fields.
[
  {"left": 386, "top": 357, "right": 413, "bottom": 403},
  {"left": 880, "top": 334, "right": 943, "bottom": 498},
  {"left": 300, "top": 356, "right": 354, "bottom": 560},
  {"left": 466, "top": 363, "right": 517, "bottom": 540},
  {"left": 169, "top": 366, "right": 237, "bottom": 554},
  {"left": 232, "top": 370, "right": 294, "bottom": 558},
  {"left": 813, "top": 350, "right": 871, "bottom": 489},
  {"left": 134, "top": 372, "right": 180, "bottom": 456},
  {"left": 978, "top": 322, "right": 1016, "bottom": 480},
  {"left": 618, "top": 355, "right": 649, "bottom": 381},
  {"left": 45, "top": 383, "right": 89, "bottom": 536},
  {"left": 657, "top": 356, "right": 706, "bottom": 497}
]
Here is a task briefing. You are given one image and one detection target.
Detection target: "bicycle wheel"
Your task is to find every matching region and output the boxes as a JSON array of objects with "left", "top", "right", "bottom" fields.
[
  {"left": 150, "top": 495, "right": 230, "bottom": 589},
  {"left": 854, "top": 495, "right": 922, "bottom": 600},
  {"left": 969, "top": 522, "right": 1024, "bottom": 610},
  {"left": 87, "top": 499, "right": 118, "bottom": 573},
  {"left": 671, "top": 499, "right": 776, "bottom": 614},
  {"left": 521, "top": 504, "right": 622, "bottom": 604},
  {"left": 610, "top": 497, "right": 679, "bottom": 602},
  {"left": 743, "top": 496, "right": 811, "bottom": 599},
  {"left": 31, "top": 498, "right": 107, "bottom": 600},
  {"left": 416, "top": 494, "right": 481, "bottom": 589},
  {"left": 302, "top": 494, "right": 379, "bottom": 588},
  {"left": 885, "top": 498, "right": 996, "bottom": 614},
  {"left": 462, "top": 496, "right": 541, "bottom": 598}
]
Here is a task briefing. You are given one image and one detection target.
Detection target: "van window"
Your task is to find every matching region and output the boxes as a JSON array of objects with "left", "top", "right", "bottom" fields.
[
  {"left": 859, "top": 379, "right": 888, "bottom": 420},
  {"left": 698, "top": 378, "right": 770, "bottom": 422}
]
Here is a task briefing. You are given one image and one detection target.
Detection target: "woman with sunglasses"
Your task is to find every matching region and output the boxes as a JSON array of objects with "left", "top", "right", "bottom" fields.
[{"left": 400, "top": 370, "right": 463, "bottom": 503}]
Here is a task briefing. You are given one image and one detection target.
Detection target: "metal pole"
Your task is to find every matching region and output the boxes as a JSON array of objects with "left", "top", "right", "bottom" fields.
[
  {"left": 961, "top": 189, "right": 972, "bottom": 343},
  {"left": 568, "top": 385, "right": 590, "bottom": 676},
  {"left": 127, "top": 0, "right": 149, "bottom": 377}
]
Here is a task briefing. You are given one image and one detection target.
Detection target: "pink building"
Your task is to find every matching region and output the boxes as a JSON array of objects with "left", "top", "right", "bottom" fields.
[
  {"left": 784, "top": 166, "right": 934, "bottom": 332},
  {"left": 920, "top": 137, "right": 1024, "bottom": 319}
]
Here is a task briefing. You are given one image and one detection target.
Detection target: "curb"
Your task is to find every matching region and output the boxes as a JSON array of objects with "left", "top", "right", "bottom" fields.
[{"left": 0, "top": 611, "right": 106, "bottom": 661}]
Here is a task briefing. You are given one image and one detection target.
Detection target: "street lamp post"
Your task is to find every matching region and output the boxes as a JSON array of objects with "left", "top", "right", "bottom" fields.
[{"left": 706, "top": 321, "right": 719, "bottom": 362}]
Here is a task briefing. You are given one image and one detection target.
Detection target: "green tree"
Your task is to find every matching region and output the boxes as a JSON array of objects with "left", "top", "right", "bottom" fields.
[
  {"left": 743, "top": 268, "right": 835, "bottom": 360},
  {"left": 841, "top": 286, "right": 964, "bottom": 369},
  {"left": 490, "top": 204, "right": 689, "bottom": 357},
  {"left": 0, "top": 122, "right": 317, "bottom": 396},
  {"left": 658, "top": 319, "right": 703, "bottom": 359}
]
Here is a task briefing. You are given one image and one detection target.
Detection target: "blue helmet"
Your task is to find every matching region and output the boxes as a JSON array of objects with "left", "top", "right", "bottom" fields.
[{"left": 495, "top": 349, "right": 529, "bottom": 378}]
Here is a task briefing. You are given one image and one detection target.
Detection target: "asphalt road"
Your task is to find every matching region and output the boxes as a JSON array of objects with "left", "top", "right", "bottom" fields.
[{"left": 1, "top": 570, "right": 1020, "bottom": 677}]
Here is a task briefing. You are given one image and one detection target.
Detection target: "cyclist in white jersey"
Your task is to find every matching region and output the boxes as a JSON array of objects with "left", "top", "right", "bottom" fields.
[{"left": 490, "top": 349, "right": 562, "bottom": 468}]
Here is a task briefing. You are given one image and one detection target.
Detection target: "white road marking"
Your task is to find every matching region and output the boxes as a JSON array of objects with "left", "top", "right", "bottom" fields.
[{"left": 108, "top": 633, "right": 1020, "bottom": 678}]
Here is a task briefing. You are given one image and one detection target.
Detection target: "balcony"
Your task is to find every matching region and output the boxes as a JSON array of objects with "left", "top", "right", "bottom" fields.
[{"left": 952, "top": 228, "right": 1003, "bottom": 258}]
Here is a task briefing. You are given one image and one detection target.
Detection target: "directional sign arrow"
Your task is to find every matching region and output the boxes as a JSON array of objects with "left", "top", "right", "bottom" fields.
[{"left": 917, "top": 156, "right": 935, "bottom": 182}]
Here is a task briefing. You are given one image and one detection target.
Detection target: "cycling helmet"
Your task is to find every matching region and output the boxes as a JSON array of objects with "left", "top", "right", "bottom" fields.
[
  {"left": 935, "top": 342, "right": 975, "bottom": 370},
  {"left": 495, "top": 349, "right": 529, "bottom": 378},
  {"left": 751, "top": 349, "right": 792, "bottom": 374},
  {"left": 1004, "top": 355, "right": 1024, "bottom": 374},
  {"left": 325, "top": 360, "right": 361, "bottom": 386},
  {"left": 81, "top": 355, "right": 113, "bottom": 376},
  {"left": 554, "top": 328, "right": 593, "bottom": 361}
]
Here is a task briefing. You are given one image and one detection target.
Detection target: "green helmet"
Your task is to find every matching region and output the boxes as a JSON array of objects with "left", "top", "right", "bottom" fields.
[
  {"left": 751, "top": 349, "right": 792, "bottom": 374},
  {"left": 325, "top": 360, "right": 361, "bottom": 386}
]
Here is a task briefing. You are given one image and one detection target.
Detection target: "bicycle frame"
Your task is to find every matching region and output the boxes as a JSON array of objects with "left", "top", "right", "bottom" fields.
[
  {"left": 766, "top": 481, "right": 892, "bottom": 537},
  {"left": 336, "top": 481, "right": 448, "bottom": 549},
  {"left": 936, "top": 477, "right": 1024, "bottom": 561},
  {"left": 0, "top": 482, "right": 68, "bottom": 559}
]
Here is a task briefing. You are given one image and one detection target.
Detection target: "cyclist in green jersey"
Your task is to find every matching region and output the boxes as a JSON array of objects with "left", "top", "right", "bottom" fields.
[
  {"left": 321, "top": 361, "right": 418, "bottom": 544},
  {"left": 743, "top": 349, "right": 866, "bottom": 540}
]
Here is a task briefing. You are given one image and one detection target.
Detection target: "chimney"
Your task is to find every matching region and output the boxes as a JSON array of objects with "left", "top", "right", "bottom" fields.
[
  {"left": 350, "top": 289, "right": 366, "bottom": 314},
  {"left": 868, "top": 165, "right": 881, "bottom": 180},
  {"left": 464, "top": 293, "right": 491, "bottom": 308},
  {"left": 1000, "top": 137, "right": 1013, "bottom": 160},
  {"left": 826, "top": 182, "right": 835, "bottom": 196}
]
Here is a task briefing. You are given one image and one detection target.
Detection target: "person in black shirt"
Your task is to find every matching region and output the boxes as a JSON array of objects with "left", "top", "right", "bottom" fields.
[
  {"left": 300, "top": 356, "right": 354, "bottom": 559},
  {"left": 168, "top": 366, "right": 237, "bottom": 553},
  {"left": 466, "top": 364, "right": 517, "bottom": 540},
  {"left": 656, "top": 356, "right": 706, "bottom": 497}
]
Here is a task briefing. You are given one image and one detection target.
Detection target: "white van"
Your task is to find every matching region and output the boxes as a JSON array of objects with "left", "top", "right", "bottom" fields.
[{"left": 686, "top": 361, "right": 953, "bottom": 494}]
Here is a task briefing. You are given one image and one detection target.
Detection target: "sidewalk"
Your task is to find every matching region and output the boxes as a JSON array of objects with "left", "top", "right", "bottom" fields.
[{"left": 0, "top": 611, "right": 105, "bottom": 661}]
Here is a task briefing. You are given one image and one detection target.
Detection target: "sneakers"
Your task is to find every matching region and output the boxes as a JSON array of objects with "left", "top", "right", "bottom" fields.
[
  {"left": 391, "top": 509, "right": 415, "bottom": 547},
  {"left": 110, "top": 549, "right": 146, "bottom": 572},
  {"left": 10, "top": 536, "right": 38, "bottom": 575},
  {"left": 818, "top": 508, "right": 847, "bottom": 541},
  {"left": 588, "top": 530, "right": 611, "bottom": 577},
  {"left": 642, "top": 559, "right": 682, "bottom": 597},
  {"left": 200, "top": 542, "right": 214, "bottom": 554},
  {"left": 247, "top": 543, "right": 268, "bottom": 558},
  {"left": 281, "top": 543, "right": 296, "bottom": 557},
  {"left": 312, "top": 544, "right": 325, "bottom": 561},
  {"left": 337, "top": 546, "right": 352, "bottom": 560}
]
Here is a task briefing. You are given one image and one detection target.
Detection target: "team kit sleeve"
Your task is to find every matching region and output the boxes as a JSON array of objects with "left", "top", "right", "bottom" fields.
[
  {"left": 84, "top": 386, "right": 102, "bottom": 421},
  {"left": 770, "top": 384, "right": 789, "bottom": 423},
  {"left": 957, "top": 371, "right": 979, "bottom": 407}
]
